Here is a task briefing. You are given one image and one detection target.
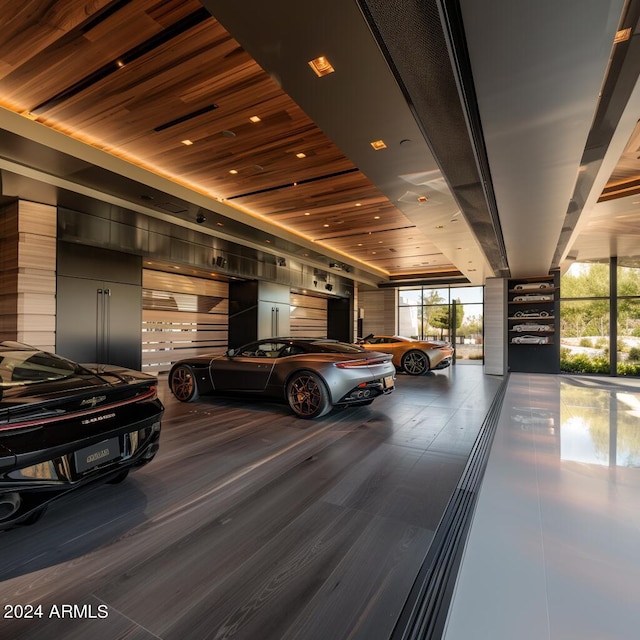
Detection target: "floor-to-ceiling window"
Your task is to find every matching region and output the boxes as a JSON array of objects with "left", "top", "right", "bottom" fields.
[
  {"left": 560, "top": 259, "right": 640, "bottom": 376},
  {"left": 616, "top": 260, "right": 640, "bottom": 376},
  {"left": 560, "top": 261, "right": 610, "bottom": 374},
  {"left": 397, "top": 285, "right": 484, "bottom": 363}
]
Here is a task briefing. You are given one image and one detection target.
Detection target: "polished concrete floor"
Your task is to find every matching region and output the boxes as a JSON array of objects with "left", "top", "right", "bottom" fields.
[
  {"left": 0, "top": 364, "right": 501, "bottom": 640},
  {"left": 444, "top": 373, "right": 640, "bottom": 640}
]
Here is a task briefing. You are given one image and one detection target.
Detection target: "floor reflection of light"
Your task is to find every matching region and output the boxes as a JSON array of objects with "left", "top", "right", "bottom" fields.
[{"left": 560, "top": 416, "right": 608, "bottom": 465}]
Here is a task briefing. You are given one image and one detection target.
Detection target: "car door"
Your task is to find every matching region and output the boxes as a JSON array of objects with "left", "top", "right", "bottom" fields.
[{"left": 210, "top": 341, "right": 282, "bottom": 392}]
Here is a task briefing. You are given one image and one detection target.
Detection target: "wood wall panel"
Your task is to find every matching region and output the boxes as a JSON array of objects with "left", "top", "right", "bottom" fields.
[
  {"left": 142, "top": 269, "right": 229, "bottom": 373},
  {"left": 290, "top": 292, "right": 327, "bottom": 338},
  {"left": 0, "top": 200, "right": 57, "bottom": 350},
  {"left": 358, "top": 289, "right": 397, "bottom": 336}
]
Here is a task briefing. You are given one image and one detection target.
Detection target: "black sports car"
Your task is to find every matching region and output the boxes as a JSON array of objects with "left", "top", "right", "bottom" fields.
[
  {"left": 169, "top": 338, "right": 396, "bottom": 418},
  {"left": 0, "top": 342, "right": 163, "bottom": 529}
]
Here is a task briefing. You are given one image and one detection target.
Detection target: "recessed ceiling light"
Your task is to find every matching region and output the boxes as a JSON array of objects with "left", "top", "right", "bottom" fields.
[
  {"left": 323, "top": 223, "right": 330, "bottom": 227},
  {"left": 304, "top": 212, "right": 311, "bottom": 216},
  {"left": 217, "top": 222, "right": 224, "bottom": 227},
  {"left": 249, "top": 115, "right": 261, "bottom": 123},
  {"left": 308, "top": 55, "right": 335, "bottom": 77},
  {"left": 355, "top": 203, "right": 362, "bottom": 207},
  {"left": 296, "top": 152, "right": 306, "bottom": 159},
  {"left": 116, "top": 60, "right": 125, "bottom": 68},
  {"left": 357, "top": 243, "right": 363, "bottom": 246},
  {"left": 374, "top": 215, "right": 380, "bottom": 220},
  {"left": 181, "top": 139, "right": 193, "bottom": 146},
  {"left": 614, "top": 27, "right": 632, "bottom": 43},
  {"left": 378, "top": 240, "right": 383, "bottom": 244},
  {"left": 370, "top": 139, "right": 387, "bottom": 150},
  {"left": 417, "top": 196, "right": 428, "bottom": 203},
  {"left": 265, "top": 239, "right": 271, "bottom": 243},
  {"left": 229, "top": 169, "right": 238, "bottom": 174}
]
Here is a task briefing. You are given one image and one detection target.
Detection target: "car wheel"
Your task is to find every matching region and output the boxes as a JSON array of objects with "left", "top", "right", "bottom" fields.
[
  {"left": 286, "top": 371, "right": 331, "bottom": 419},
  {"left": 170, "top": 365, "right": 200, "bottom": 402},
  {"left": 401, "top": 350, "right": 430, "bottom": 375}
]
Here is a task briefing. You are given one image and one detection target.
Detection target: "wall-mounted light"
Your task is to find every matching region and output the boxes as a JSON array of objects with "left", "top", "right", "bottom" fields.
[
  {"left": 325, "top": 283, "right": 333, "bottom": 292},
  {"left": 215, "top": 256, "right": 227, "bottom": 268}
]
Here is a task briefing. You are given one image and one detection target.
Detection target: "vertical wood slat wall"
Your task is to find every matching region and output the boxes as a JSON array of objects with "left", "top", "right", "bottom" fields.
[
  {"left": 141, "top": 270, "right": 229, "bottom": 374},
  {"left": 0, "top": 201, "right": 57, "bottom": 351},
  {"left": 358, "top": 288, "right": 398, "bottom": 336},
  {"left": 290, "top": 292, "right": 328, "bottom": 338}
]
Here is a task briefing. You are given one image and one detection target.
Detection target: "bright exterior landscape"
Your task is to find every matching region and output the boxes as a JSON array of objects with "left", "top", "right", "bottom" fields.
[
  {"left": 398, "top": 286, "right": 484, "bottom": 362},
  {"left": 560, "top": 262, "right": 640, "bottom": 376}
]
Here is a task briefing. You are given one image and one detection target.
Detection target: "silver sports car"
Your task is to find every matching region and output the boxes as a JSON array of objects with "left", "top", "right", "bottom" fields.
[{"left": 168, "top": 338, "right": 396, "bottom": 418}]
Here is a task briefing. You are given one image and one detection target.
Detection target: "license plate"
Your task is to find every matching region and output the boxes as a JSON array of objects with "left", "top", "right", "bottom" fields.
[
  {"left": 74, "top": 437, "right": 120, "bottom": 473},
  {"left": 383, "top": 375, "right": 394, "bottom": 389}
]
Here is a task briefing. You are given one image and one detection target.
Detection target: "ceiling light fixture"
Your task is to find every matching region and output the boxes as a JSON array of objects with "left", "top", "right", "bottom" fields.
[
  {"left": 614, "top": 27, "right": 631, "bottom": 43},
  {"left": 304, "top": 212, "right": 311, "bottom": 216},
  {"left": 370, "top": 139, "right": 387, "bottom": 150},
  {"left": 229, "top": 169, "right": 238, "bottom": 174},
  {"left": 181, "top": 139, "right": 193, "bottom": 146},
  {"left": 249, "top": 115, "right": 261, "bottom": 123},
  {"left": 308, "top": 55, "right": 335, "bottom": 77},
  {"left": 374, "top": 215, "right": 380, "bottom": 220},
  {"left": 296, "top": 152, "right": 306, "bottom": 159}
]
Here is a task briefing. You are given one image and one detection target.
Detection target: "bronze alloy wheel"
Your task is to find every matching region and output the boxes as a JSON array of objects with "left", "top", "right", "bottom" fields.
[
  {"left": 401, "top": 350, "right": 430, "bottom": 375},
  {"left": 286, "top": 372, "right": 331, "bottom": 418},
  {"left": 170, "top": 365, "right": 199, "bottom": 402}
]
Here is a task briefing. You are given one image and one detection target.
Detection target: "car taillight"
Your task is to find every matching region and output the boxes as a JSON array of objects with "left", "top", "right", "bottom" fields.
[{"left": 335, "top": 357, "right": 388, "bottom": 368}]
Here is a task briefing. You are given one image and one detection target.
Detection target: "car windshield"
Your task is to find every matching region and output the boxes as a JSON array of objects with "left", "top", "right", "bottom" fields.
[{"left": 0, "top": 345, "right": 78, "bottom": 387}]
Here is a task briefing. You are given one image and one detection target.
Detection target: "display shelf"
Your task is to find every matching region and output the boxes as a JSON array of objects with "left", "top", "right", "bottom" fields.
[{"left": 507, "top": 273, "right": 560, "bottom": 373}]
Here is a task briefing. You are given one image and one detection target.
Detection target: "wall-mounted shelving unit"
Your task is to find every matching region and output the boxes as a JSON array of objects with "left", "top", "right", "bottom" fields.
[{"left": 507, "top": 273, "right": 560, "bottom": 373}]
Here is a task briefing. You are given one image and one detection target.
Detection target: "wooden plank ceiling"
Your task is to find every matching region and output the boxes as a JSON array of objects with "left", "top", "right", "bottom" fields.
[{"left": 0, "top": 0, "right": 455, "bottom": 279}]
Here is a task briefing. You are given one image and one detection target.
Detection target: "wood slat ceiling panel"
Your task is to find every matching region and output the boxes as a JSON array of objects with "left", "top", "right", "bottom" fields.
[{"left": 0, "top": 0, "right": 455, "bottom": 280}]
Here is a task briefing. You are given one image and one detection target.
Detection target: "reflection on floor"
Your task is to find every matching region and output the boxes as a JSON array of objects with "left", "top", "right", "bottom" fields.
[
  {"left": 443, "top": 373, "right": 640, "bottom": 640},
  {"left": 0, "top": 364, "right": 500, "bottom": 640}
]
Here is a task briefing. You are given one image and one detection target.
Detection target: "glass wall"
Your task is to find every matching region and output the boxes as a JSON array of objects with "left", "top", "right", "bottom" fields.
[
  {"left": 616, "top": 262, "right": 640, "bottom": 376},
  {"left": 560, "top": 260, "right": 640, "bottom": 376},
  {"left": 398, "top": 286, "right": 484, "bottom": 362}
]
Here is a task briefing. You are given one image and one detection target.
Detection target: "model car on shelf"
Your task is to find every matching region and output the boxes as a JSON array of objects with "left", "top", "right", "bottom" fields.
[
  {"left": 356, "top": 334, "right": 454, "bottom": 375},
  {"left": 169, "top": 338, "right": 396, "bottom": 419},
  {"left": 512, "top": 293, "right": 554, "bottom": 302},
  {"left": 511, "top": 335, "right": 551, "bottom": 344},
  {"left": 512, "top": 309, "right": 551, "bottom": 318},
  {"left": 512, "top": 323, "right": 552, "bottom": 332},
  {"left": 0, "top": 341, "right": 163, "bottom": 530},
  {"left": 513, "top": 281, "right": 554, "bottom": 290}
]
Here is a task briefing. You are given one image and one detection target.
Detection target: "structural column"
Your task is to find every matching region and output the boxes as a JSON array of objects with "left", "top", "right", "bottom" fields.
[{"left": 0, "top": 200, "right": 57, "bottom": 351}]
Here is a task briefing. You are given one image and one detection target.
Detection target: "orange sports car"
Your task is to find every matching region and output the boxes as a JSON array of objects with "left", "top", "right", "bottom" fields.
[{"left": 357, "top": 335, "right": 454, "bottom": 375}]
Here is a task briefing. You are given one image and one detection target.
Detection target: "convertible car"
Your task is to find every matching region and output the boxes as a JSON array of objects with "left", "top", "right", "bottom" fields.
[
  {"left": 0, "top": 342, "right": 163, "bottom": 529},
  {"left": 357, "top": 335, "right": 454, "bottom": 375},
  {"left": 168, "top": 338, "right": 396, "bottom": 418}
]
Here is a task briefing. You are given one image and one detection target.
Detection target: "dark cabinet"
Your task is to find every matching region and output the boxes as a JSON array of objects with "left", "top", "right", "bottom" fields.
[{"left": 56, "top": 277, "right": 141, "bottom": 370}]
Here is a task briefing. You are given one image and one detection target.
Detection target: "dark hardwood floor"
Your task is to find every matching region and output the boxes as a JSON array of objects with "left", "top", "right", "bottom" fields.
[{"left": 0, "top": 365, "right": 502, "bottom": 640}]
